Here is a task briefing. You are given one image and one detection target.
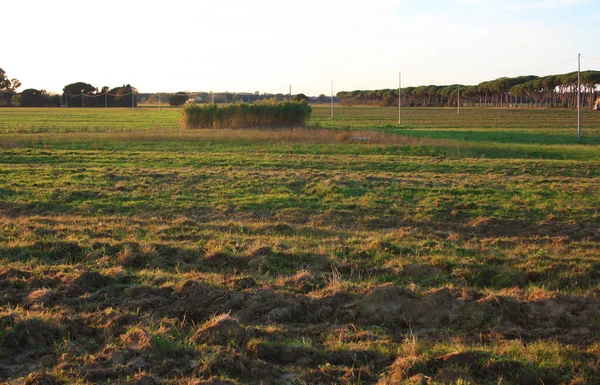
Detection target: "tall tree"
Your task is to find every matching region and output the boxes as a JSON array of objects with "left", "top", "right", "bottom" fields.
[
  {"left": 62, "top": 82, "right": 97, "bottom": 107},
  {"left": 0, "top": 68, "right": 21, "bottom": 106},
  {"left": 108, "top": 84, "right": 137, "bottom": 108}
]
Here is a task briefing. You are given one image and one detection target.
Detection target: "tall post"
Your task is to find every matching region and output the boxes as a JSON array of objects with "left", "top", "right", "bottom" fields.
[
  {"left": 399, "top": 72, "right": 402, "bottom": 125},
  {"left": 578, "top": 53, "right": 582, "bottom": 143},
  {"left": 457, "top": 86, "right": 460, "bottom": 115},
  {"left": 331, "top": 80, "right": 334, "bottom": 119}
]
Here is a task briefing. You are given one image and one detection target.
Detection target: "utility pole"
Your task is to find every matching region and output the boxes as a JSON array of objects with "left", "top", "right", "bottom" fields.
[
  {"left": 399, "top": 72, "right": 402, "bottom": 125},
  {"left": 578, "top": 53, "right": 582, "bottom": 143},
  {"left": 331, "top": 80, "right": 334, "bottom": 119}
]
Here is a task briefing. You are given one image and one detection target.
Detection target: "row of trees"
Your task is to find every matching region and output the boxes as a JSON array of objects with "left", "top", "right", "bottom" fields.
[
  {"left": 3, "top": 66, "right": 599, "bottom": 108},
  {"left": 143, "top": 91, "right": 322, "bottom": 106},
  {"left": 0, "top": 69, "right": 139, "bottom": 107},
  {"left": 1, "top": 67, "right": 60, "bottom": 107},
  {"left": 143, "top": 91, "right": 291, "bottom": 106},
  {"left": 61, "top": 82, "right": 137, "bottom": 108},
  {"left": 337, "top": 71, "right": 600, "bottom": 108}
]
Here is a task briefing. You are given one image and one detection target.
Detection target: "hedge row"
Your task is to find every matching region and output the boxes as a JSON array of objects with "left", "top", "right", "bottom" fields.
[{"left": 183, "top": 101, "right": 312, "bottom": 129}]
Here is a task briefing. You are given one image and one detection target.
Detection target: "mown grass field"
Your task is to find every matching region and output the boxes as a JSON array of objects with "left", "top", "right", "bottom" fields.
[{"left": 1, "top": 106, "right": 599, "bottom": 385}]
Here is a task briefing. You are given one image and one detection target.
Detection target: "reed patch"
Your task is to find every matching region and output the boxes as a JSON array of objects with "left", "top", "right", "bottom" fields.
[{"left": 183, "top": 101, "right": 312, "bottom": 129}]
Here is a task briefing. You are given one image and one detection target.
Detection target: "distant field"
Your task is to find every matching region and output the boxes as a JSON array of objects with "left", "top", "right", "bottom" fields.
[
  {"left": 1, "top": 106, "right": 599, "bottom": 384},
  {"left": 2, "top": 106, "right": 600, "bottom": 161},
  {"left": 3, "top": 105, "right": 600, "bottom": 136}
]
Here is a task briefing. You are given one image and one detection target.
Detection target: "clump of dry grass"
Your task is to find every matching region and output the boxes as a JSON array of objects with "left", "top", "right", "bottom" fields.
[
  {"left": 192, "top": 314, "right": 246, "bottom": 346},
  {"left": 119, "top": 324, "right": 154, "bottom": 351}
]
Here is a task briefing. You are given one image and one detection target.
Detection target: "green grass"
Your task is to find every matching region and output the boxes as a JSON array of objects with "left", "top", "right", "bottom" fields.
[
  {"left": 0, "top": 107, "right": 182, "bottom": 132},
  {"left": 0, "top": 106, "right": 599, "bottom": 384}
]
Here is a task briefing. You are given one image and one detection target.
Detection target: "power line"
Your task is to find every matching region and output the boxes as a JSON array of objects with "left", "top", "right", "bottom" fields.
[{"left": 527, "top": 58, "right": 577, "bottom": 76}]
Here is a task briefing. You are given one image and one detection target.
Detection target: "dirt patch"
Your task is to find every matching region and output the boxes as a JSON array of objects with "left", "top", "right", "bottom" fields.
[
  {"left": 81, "top": 367, "right": 120, "bottom": 381},
  {"left": 299, "top": 365, "right": 374, "bottom": 385},
  {"left": 226, "top": 276, "right": 257, "bottom": 290},
  {"left": 309, "top": 291, "right": 357, "bottom": 324},
  {"left": 433, "top": 368, "right": 477, "bottom": 384},
  {"left": 72, "top": 271, "right": 113, "bottom": 292},
  {"left": 401, "top": 263, "right": 443, "bottom": 278},
  {"left": 132, "top": 375, "right": 159, "bottom": 385},
  {"left": 247, "top": 340, "right": 314, "bottom": 364},
  {"left": 122, "top": 285, "right": 174, "bottom": 311},
  {"left": 450, "top": 300, "right": 496, "bottom": 329},
  {"left": 3, "top": 317, "right": 64, "bottom": 350},
  {"left": 247, "top": 245, "right": 273, "bottom": 258},
  {"left": 380, "top": 351, "right": 543, "bottom": 385},
  {"left": 519, "top": 294, "right": 600, "bottom": 328},
  {"left": 238, "top": 289, "right": 306, "bottom": 323},
  {"left": 328, "top": 348, "right": 390, "bottom": 367},
  {"left": 460, "top": 217, "right": 600, "bottom": 242},
  {"left": 351, "top": 284, "right": 415, "bottom": 326},
  {"left": 195, "top": 349, "right": 272, "bottom": 381},
  {"left": 451, "top": 293, "right": 600, "bottom": 332},
  {"left": 278, "top": 270, "right": 323, "bottom": 293},
  {"left": 203, "top": 250, "right": 246, "bottom": 270},
  {"left": 404, "top": 288, "right": 463, "bottom": 327},
  {"left": 31, "top": 241, "right": 83, "bottom": 262},
  {"left": 159, "top": 280, "right": 223, "bottom": 322}
]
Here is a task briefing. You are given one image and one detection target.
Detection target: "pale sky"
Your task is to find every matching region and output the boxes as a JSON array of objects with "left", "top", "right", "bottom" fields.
[{"left": 3, "top": 0, "right": 599, "bottom": 95}]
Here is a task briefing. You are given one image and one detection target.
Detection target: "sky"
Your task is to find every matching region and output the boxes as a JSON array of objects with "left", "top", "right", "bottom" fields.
[{"left": 3, "top": 0, "right": 599, "bottom": 96}]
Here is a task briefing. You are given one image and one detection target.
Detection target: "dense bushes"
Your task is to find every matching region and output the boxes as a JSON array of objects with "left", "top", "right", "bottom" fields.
[
  {"left": 19, "top": 89, "right": 60, "bottom": 107},
  {"left": 183, "top": 101, "right": 311, "bottom": 129},
  {"left": 169, "top": 92, "right": 188, "bottom": 107}
]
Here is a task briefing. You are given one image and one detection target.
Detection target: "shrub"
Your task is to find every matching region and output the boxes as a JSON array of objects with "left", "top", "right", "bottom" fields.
[
  {"left": 183, "top": 100, "right": 312, "bottom": 129},
  {"left": 169, "top": 92, "right": 188, "bottom": 107}
]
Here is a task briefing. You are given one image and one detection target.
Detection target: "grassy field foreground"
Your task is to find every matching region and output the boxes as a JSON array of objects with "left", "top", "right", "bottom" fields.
[{"left": 0, "top": 107, "right": 599, "bottom": 384}]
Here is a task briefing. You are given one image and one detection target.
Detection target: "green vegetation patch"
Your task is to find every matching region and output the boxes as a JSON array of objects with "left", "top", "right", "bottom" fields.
[{"left": 183, "top": 101, "right": 312, "bottom": 129}]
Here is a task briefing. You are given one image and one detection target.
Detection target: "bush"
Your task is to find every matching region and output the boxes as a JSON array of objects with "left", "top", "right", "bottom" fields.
[
  {"left": 169, "top": 92, "right": 188, "bottom": 107},
  {"left": 183, "top": 100, "right": 312, "bottom": 129}
]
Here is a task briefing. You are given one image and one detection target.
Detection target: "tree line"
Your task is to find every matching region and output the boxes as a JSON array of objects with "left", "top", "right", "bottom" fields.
[
  {"left": 61, "top": 82, "right": 138, "bottom": 108},
  {"left": 337, "top": 71, "right": 600, "bottom": 108},
  {"left": 3, "top": 66, "right": 599, "bottom": 108},
  {"left": 0, "top": 68, "right": 138, "bottom": 107},
  {"left": 142, "top": 91, "right": 315, "bottom": 106}
]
